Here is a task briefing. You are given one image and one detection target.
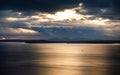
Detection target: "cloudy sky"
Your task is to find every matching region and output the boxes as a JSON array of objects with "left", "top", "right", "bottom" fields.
[{"left": 0, "top": 0, "right": 120, "bottom": 40}]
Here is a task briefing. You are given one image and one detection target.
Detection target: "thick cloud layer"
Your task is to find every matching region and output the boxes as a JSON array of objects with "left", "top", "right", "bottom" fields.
[{"left": 0, "top": 0, "right": 120, "bottom": 40}]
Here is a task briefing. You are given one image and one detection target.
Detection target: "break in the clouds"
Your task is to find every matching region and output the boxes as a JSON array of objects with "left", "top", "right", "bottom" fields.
[{"left": 0, "top": 0, "right": 120, "bottom": 40}]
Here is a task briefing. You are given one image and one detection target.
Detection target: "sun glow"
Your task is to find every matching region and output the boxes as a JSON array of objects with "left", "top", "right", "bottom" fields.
[
  {"left": 4, "top": 3, "right": 118, "bottom": 28},
  {"left": 5, "top": 2, "right": 110, "bottom": 25},
  {"left": 44, "top": 9, "right": 80, "bottom": 21},
  {"left": 55, "top": 10, "right": 78, "bottom": 21}
]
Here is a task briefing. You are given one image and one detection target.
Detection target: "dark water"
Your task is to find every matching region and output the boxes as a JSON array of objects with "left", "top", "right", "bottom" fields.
[{"left": 0, "top": 43, "right": 120, "bottom": 75}]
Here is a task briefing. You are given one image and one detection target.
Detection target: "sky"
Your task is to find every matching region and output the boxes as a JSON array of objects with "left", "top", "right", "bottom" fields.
[{"left": 0, "top": 0, "right": 120, "bottom": 40}]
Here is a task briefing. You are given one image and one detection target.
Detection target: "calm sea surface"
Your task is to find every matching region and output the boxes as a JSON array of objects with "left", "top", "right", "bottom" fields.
[{"left": 0, "top": 43, "right": 120, "bottom": 75}]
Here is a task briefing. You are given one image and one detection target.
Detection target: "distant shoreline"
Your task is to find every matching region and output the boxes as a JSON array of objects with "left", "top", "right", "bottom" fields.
[{"left": 0, "top": 40, "right": 120, "bottom": 44}]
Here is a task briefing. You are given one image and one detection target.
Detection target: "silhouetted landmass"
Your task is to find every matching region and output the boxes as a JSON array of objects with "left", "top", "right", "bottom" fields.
[{"left": 0, "top": 40, "right": 120, "bottom": 44}]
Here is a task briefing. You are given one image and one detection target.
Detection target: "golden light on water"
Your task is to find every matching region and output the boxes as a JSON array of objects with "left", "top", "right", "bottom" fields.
[
  {"left": 31, "top": 44, "right": 110, "bottom": 75},
  {"left": 1, "top": 43, "right": 120, "bottom": 75}
]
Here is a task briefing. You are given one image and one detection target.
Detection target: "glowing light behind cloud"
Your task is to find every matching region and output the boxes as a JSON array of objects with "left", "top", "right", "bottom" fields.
[
  {"left": 12, "top": 28, "right": 39, "bottom": 34},
  {"left": 0, "top": 36, "right": 6, "bottom": 40},
  {"left": 6, "top": 17, "right": 28, "bottom": 21},
  {"left": 55, "top": 10, "right": 78, "bottom": 20},
  {"left": 1, "top": 28, "right": 39, "bottom": 34},
  {"left": 5, "top": 3, "right": 114, "bottom": 27}
]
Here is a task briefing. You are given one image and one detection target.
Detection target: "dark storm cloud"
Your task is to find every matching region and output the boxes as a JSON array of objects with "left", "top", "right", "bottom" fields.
[
  {"left": 0, "top": 0, "right": 119, "bottom": 13},
  {"left": 0, "top": 0, "right": 81, "bottom": 12},
  {"left": 83, "top": 0, "right": 120, "bottom": 11},
  {"left": 81, "top": 0, "right": 120, "bottom": 20}
]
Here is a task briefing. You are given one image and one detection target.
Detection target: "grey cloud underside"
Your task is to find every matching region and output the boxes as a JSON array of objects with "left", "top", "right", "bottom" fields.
[
  {"left": 0, "top": 26, "right": 117, "bottom": 40},
  {"left": 32, "top": 27, "right": 115, "bottom": 40}
]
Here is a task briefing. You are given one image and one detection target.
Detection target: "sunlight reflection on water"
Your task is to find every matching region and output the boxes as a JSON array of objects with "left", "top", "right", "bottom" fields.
[{"left": 0, "top": 43, "right": 120, "bottom": 75}]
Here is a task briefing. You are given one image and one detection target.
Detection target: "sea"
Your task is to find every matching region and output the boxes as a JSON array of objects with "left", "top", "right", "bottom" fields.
[{"left": 0, "top": 42, "right": 120, "bottom": 75}]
